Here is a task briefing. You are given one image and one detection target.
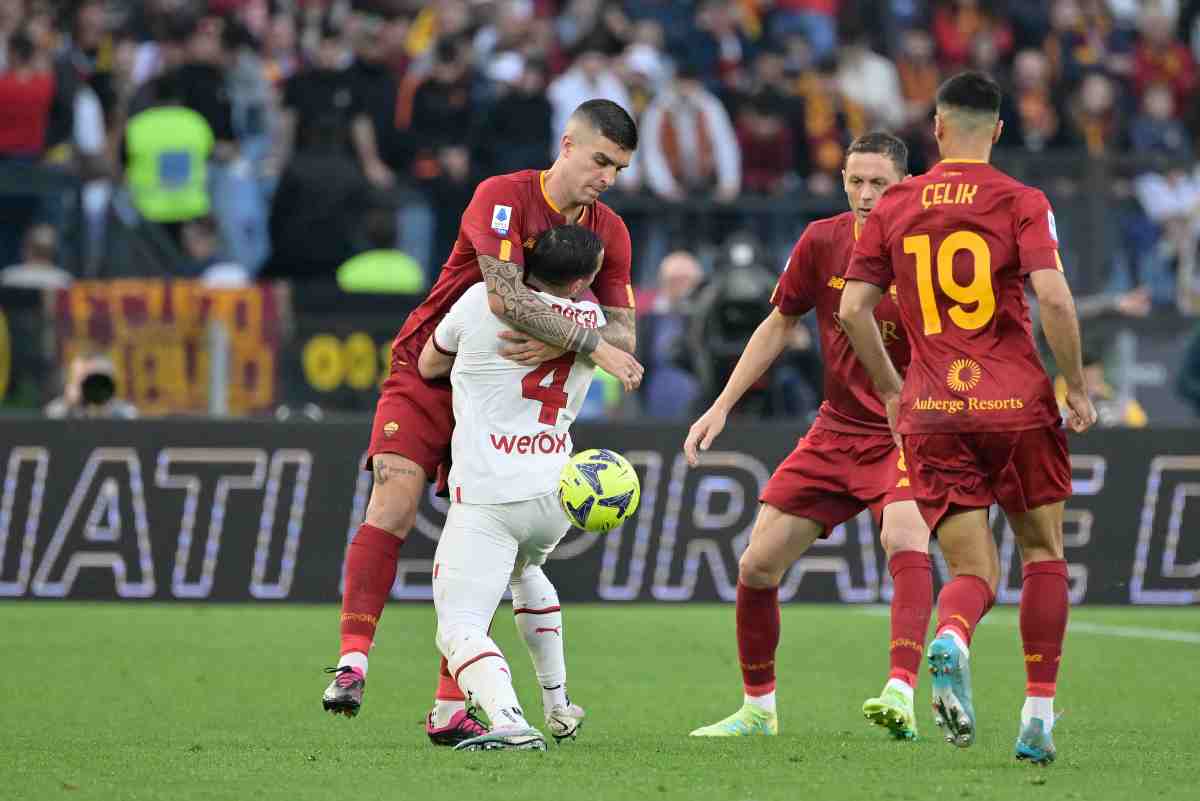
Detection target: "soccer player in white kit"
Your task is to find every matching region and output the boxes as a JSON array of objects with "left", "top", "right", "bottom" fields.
[{"left": 417, "top": 224, "right": 608, "bottom": 752}]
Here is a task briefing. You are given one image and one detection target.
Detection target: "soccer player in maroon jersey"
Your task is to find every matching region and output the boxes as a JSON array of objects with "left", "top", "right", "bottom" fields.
[
  {"left": 687, "top": 132, "right": 934, "bottom": 741},
  {"left": 321, "top": 100, "right": 644, "bottom": 745},
  {"left": 839, "top": 72, "right": 1097, "bottom": 764}
]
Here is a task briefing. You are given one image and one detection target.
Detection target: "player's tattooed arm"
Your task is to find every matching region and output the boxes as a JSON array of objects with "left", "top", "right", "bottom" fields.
[
  {"left": 598, "top": 306, "right": 637, "bottom": 355},
  {"left": 479, "top": 254, "right": 601, "bottom": 354}
]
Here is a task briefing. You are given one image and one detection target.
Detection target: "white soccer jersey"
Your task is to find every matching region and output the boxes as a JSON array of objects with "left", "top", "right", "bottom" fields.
[{"left": 433, "top": 283, "right": 604, "bottom": 505}]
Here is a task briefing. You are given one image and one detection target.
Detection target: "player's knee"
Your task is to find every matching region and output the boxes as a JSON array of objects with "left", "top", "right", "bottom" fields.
[
  {"left": 365, "top": 482, "right": 419, "bottom": 536},
  {"left": 881, "top": 527, "right": 928, "bottom": 557},
  {"left": 738, "top": 548, "right": 783, "bottom": 588}
]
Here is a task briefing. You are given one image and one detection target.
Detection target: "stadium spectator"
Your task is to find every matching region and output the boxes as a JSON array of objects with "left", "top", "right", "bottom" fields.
[
  {"left": 1004, "top": 48, "right": 1072, "bottom": 152},
  {"left": 277, "top": 21, "right": 361, "bottom": 164},
  {"left": 836, "top": 28, "right": 905, "bottom": 131},
  {"left": 475, "top": 59, "right": 553, "bottom": 176},
  {"left": 122, "top": 73, "right": 215, "bottom": 240},
  {"left": 735, "top": 91, "right": 796, "bottom": 197},
  {"left": 640, "top": 250, "right": 704, "bottom": 419},
  {"left": 546, "top": 47, "right": 632, "bottom": 155},
  {"left": 1133, "top": 4, "right": 1197, "bottom": 113},
  {"left": 0, "top": 223, "right": 72, "bottom": 290},
  {"left": 262, "top": 115, "right": 371, "bottom": 283},
  {"left": 640, "top": 63, "right": 740, "bottom": 203},
  {"left": 686, "top": 0, "right": 751, "bottom": 91},
  {"left": 766, "top": 0, "right": 840, "bottom": 61},
  {"left": 1066, "top": 70, "right": 1123, "bottom": 154},
  {"left": 0, "top": 28, "right": 54, "bottom": 159},
  {"left": 336, "top": 207, "right": 425, "bottom": 295},
  {"left": 555, "top": 0, "right": 629, "bottom": 57},
  {"left": 1133, "top": 161, "right": 1200, "bottom": 309},
  {"left": 895, "top": 29, "right": 941, "bottom": 129},
  {"left": 794, "top": 57, "right": 866, "bottom": 195},
  {"left": 1129, "top": 82, "right": 1193, "bottom": 157},
  {"left": 1043, "top": 0, "right": 1134, "bottom": 88},
  {"left": 45, "top": 351, "right": 138, "bottom": 420},
  {"left": 932, "top": 0, "right": 1013, "bottom": 72}
]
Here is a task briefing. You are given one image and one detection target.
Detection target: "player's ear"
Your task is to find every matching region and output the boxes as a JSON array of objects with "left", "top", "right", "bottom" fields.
[
  {"left": 932, "top": 112, "right": 943, "bottom": 141},
  {"left": 992, "top": 118, "right": 1004, "bottom": 145}
]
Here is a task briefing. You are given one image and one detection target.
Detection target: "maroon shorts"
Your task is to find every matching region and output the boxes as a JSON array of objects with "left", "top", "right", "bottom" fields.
[
  {"left": 364, "top": 364, "right": 453, "bottom": 480},
  {"left": 759, "top": 425, "right": 913, "bottom": 535},
  {"left": 902, "top": 425, "right": 1072, "bottom": 531}
]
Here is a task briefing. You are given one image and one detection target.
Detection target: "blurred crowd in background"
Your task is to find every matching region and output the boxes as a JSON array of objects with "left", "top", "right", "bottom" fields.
[{"left": 3, "top": 0, "right": 1200, "bottom": 423}]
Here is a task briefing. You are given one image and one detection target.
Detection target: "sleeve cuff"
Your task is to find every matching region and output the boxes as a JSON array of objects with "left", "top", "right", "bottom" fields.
[{"left": 432, "top": 334, "right": 456, "bottom": 356}]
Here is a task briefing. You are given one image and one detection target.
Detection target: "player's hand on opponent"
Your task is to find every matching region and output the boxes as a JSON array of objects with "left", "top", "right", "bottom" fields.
[
  {"left": 498, "top": 330, "right": 567, "bottom": 366},
  {"left": 1063, "top": 386, "right": 1098, "bottom": 433},
  {"left": 591, "top": 340, "right": 643, "bottom": 392},
  {"left": 684, "top": 405, "right": 728, "bottom": 467}
]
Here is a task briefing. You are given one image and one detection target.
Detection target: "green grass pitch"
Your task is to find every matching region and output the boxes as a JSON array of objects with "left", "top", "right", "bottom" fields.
[{"left": 5, "top": 603, "right": 1199, "bottom": 801}]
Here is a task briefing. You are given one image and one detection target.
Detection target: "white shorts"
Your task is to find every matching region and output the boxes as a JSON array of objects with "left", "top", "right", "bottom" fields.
[{"left": 433, "top": 492, "right": 569, "bottom": 631}]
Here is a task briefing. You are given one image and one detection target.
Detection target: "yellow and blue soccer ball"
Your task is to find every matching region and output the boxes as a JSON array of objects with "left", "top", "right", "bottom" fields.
[{"left": 558, "top": 448, "right": 641, "bottom": 532}]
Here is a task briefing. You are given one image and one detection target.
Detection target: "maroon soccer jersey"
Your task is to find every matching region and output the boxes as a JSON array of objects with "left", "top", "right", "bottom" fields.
[
  {"left": 391, "top": 169, "right": 634, "bottom": 363},
  {"left": 846, "top": 159, "right": 1064, "bottom": 434},
  {"left": 772, "top": 211, "right": 911, "bottom": 434}
]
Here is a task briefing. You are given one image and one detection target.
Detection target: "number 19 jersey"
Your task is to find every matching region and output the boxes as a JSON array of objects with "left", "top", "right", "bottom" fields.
[
  {"left": 433, "top": 283, "right": 605, "bottom": 504},
  {"left": 846, "top": 159, "right": 1063, "bottom": 434}
]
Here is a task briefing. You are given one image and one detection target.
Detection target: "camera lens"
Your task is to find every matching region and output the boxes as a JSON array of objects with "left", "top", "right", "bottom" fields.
[{"left": 80, "top": 373, "right": 116, "bottom": 406}]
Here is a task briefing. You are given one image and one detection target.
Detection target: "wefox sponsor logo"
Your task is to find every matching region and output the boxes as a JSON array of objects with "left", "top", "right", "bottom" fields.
[{"left": 490, "top": 432, "right": 570, "bottom": 455}]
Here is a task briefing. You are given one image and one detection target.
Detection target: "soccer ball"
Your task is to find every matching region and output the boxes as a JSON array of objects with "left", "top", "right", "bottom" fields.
[{"left": 558, "top": 448, "right": 641, "bottom": 532}]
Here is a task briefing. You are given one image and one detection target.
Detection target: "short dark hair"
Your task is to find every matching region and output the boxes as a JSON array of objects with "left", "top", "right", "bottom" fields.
[
  {"left": 571, "top": 99, "right": 638, "bottom": 151},
  {"left": 526, "top": 225, "right": 605, "bottom": 287},
  {"left": 845, "top": 131, "right": 908, "bottom": 176},
  {"left": 936, "top": 71, "right": 1002, "bottom": 115}
]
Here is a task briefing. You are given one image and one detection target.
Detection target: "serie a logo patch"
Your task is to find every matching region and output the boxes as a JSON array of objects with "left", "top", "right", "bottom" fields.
[{"left": 491, "top": 204, "right": 512, "bottom": 235}]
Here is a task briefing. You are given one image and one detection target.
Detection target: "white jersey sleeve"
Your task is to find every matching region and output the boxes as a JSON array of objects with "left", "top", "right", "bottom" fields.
[{"left": 444, "top": 284, "right": 605, "bottom": 505}]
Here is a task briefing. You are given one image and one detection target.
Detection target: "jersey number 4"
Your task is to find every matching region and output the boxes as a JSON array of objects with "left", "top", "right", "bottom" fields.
[
  {"left": 903, "top": 231, "right": 996, "bottom": 335},
  {"left": 522, "top": 353, "right": 578, "bottom": 425}
]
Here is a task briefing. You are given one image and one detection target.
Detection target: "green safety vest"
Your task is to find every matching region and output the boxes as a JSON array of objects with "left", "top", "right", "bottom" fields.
[
  {"left": 125, "top": 106, "right": 214, "bottom": 223},
  {"left": 336, "top": 250, "right": 426, "bottom": 294}
]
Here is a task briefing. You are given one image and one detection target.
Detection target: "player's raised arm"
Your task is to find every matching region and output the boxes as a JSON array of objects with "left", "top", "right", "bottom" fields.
[{"left": 1029, "top": 270, "right": 1096, "bottom": 432}]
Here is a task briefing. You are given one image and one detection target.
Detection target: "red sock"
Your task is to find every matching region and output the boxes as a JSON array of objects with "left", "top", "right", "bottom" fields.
[
  {"left": 1020, "top": 559, "right": 1069, "bottom": 697},
  {"left": 935, "top": 574, "right": 995, "bottom": 646},
  {"left": 888, "top": 551, "right": 933, "bottom": 688},
  {"left": 436, "top": 657, "right": 465, "bottom": 701},
  {"left": 736, "top": 583, "right": 780, "bottom": 696},
  {"left": 339, "top": 524, "right": 402, "bottom": 656}
]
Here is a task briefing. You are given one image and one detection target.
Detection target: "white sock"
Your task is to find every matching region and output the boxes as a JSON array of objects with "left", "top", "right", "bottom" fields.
[
  {"left": 337, "top": 651, "right": 368, "bottom": 676},
  {"left": 511, "top": 567, "right": 567, "bottom": 712},
  {"left": 541, "top": 683, "right": 569, "bottom": 711},
  {"left": 744, "top": 691, "right": 776, "bottom": 713},
  {"left": 939, "top": 628, "right": 970, "bottom": 658},
  {"left": 457, "top": 653, "right": 525, "bottom": 729},
  {"left": 884, "top": 677, "right": 914, "bottom": 702},
  {"left": 1022, "top": 696, "right": 1055, "bottom": 730},
  {"left": 432, "top": 698, "right": 465, "bottom": 727}
]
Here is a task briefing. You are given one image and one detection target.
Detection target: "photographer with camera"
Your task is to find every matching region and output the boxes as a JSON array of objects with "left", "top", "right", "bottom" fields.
[{"left": 45, "top": 352, "right": 138, "bottom": 419}]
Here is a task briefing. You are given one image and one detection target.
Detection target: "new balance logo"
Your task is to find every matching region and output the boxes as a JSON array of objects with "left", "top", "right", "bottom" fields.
[
  {"left": 490, "top": 432, "right": 569, "bottom": 455},
  {"left": 535, "top": 626, "right": 562, "bottom": 637}
]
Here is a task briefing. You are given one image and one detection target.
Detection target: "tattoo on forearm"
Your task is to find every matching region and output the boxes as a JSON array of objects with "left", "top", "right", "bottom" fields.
[
  {"left": 479, "top": 255, "right": 599, "bottom": 353},
  {"left": 599, "top": 307, "right": 637, "bottom": 354},
  {"left": 373, "top": 461, "right": 419, "bottom": 485}
]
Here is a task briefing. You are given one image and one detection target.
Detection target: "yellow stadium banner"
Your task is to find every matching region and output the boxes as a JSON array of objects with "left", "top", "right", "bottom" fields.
[{"left": 53, "top": 280, "right": 284, "bottom": 416}]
